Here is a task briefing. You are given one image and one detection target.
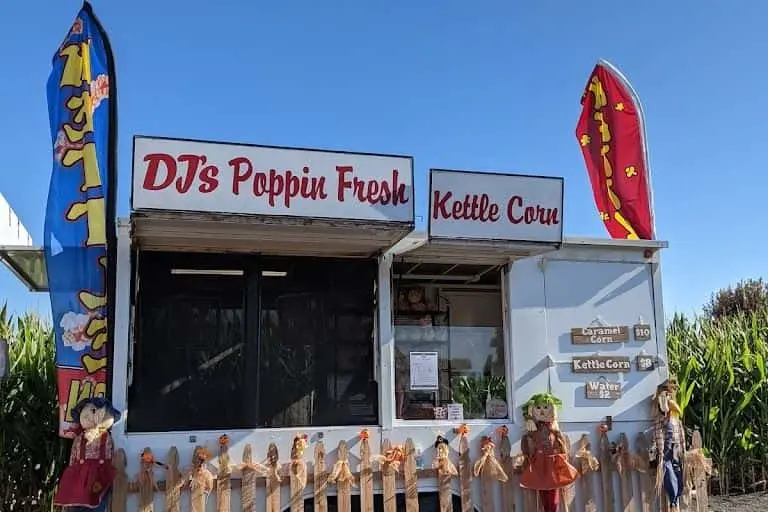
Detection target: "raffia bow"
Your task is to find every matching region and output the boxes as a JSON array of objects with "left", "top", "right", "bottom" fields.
[
  {"left": 374, "top": 446, "right": 406, "bottom": 473},
  {"left": 575, "top": 446, "right": 599, "bottom": 474},
  {"left": 328, "top": 458, "right": 355, "bottom": 486},
  {"left": 472, "top": 437, "right": 508, "bottom": 482}
]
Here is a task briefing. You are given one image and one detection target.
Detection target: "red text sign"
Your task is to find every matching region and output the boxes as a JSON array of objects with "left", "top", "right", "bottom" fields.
[
  {"left": 133, "top": 137, "right": 414, "bottom": 223},
  {"left": 428, "top": 170, "right": 563, "bottom": 243}
]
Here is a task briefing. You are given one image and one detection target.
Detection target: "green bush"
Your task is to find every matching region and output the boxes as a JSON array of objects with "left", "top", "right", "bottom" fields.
[
  {"left": 667, "top": 308, "right": 768, "bottom": 494},
  {"left": 0, "top": 303, "right": 67, "bottom": 512}
]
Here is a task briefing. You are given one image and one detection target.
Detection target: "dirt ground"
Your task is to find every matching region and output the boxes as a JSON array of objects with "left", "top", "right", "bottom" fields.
[{"left": 709, "top": 492, "right": 768, "bottom": 511}]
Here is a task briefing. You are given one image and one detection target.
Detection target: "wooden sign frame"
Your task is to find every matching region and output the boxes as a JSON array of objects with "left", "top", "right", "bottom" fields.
[
  {"left": 570, "top": 326, "right": 629, "bottom": 345},
  {"left": 585, "top": 380, "right": 622, "bottom": 400},
  {"left": 636, "top": 354, "right": 655, "bottom": 371},
  {"left": 633, "top": 324, "right": 652, "bottom": 341},
  {"left": 572, "top": 355, "right": 631, "bottom": 373}
]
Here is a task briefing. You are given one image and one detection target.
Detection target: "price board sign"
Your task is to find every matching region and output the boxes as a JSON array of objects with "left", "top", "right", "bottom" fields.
[
  {"left": 633, "top": 324, "right": 652, "bottom": 341},
  {"left": 585, "top": 380, "right": 622, "bottom": 400},
  {"left": 570, "top": 326, "right": 630, "bottom": 345},
  {"left": 572, "top": 355, "right": 631, "bottom": 373},
  {"left": 636, "top": 354, "right": 656, "bottom": 372}
]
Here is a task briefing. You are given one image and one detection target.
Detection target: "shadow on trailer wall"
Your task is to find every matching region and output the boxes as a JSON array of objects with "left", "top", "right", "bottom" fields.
[{"left": 291, "top": 493, "right": 473, "bottom": 511}]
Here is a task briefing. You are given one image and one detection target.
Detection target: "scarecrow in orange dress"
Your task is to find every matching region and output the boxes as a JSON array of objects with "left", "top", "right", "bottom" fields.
[{"left": 519, "top": 393, "right": 579, "bottom": 512}]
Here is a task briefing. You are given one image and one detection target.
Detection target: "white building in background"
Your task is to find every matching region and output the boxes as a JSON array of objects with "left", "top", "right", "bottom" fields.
[
  {"left": 0, "top": 192, "right": 46, "bottom": 292},
  {"left": 0, "top": 192, "right": 33, "bottom": 246}
]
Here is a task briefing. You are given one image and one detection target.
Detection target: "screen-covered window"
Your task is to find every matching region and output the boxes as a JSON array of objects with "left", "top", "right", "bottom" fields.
[{"left": 127, "top": 252, "right": 377, "bottom": 432}]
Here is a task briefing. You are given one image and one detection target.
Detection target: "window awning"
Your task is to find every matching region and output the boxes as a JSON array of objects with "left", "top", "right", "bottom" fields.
[
  {"left": 0, "top": 246, "right": 48, "bottom": 292},
  {"left": 131, "top": 210, "right": 414, "bottom": 258},
  {"left": 389, "top": 233, "right": 558, "bottom": 266}
]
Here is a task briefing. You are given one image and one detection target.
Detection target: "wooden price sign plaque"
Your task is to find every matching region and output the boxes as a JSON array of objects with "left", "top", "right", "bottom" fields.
[
  {"left": 572, "top": 355, "right": 631, "bottom": 373},
  {"left": 570, "top": 326, "right": 630, "bottom": 345},
  {"left": 585, "top": 380, "right": 622, "bottom": 400},
  {"left": 636, "top": 354, "right": 655, "bottom": 371},
  {"left": 633, "top": 324, "right": 653, "bottom": 341}
]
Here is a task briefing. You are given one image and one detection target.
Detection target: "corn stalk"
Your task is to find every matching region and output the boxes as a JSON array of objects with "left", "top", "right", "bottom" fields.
[
  {"left": 0, "top": 303, "right": 67, "bottom": 511},
  {"left": 668, "top": 309, "right": 768, "bottom": 495}
]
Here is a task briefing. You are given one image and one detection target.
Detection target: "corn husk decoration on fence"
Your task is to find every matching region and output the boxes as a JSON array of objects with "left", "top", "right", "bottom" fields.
[
  {"left": 473, "top": 436, "right": 508, "bottom": 482},
  {"left": 455, "top": 424, "right": 473, "bottom": 512},
  {"left": 614, "top": 433, "right": 635, "bottom": 511},
  {"left": 359, "top": 430, "right": 374, "bottom": 512},
  {"left": 239, "top": 443, "right": 266, "bottom": 512},
  {"left": 329, "top": 441, "right": 355, "bottom": 512},
  {"left": 633, "top": 432, "right": 654, "bottom": 512},
  {"left": 474, "top": 435, "right": 508, "bottom": 512},
  {"left": 289, "top": 434, "right": 309, "bottom": 512},
  {"left": 433, "top": 435, "right": 457, "bottom": 512},
  {"left": 138, "top": 448, "right": 160, "bottom": 512},
  {"left": 433, "top": 435, "right": 458, "bottom": 476},
  {"left": 266, "top": 443, "right": 281, "bottom": 512},
  {"left": 314, "top": 441, "right": 328, "bottom": 512},
  {"left": 217, "top": 435, "right": 232, "bottom": 512},
  {"left": 497, "top": 427, "right": 519, "bottom": 512},
  {"left": 574, "top": 434, "right": 599, "bottom": 512},
  {"left": 165, "top": 447, "right": 183, "bottom": 512},
  {"left": 187, "top": 446, "right": 214, "bottom": 512}
]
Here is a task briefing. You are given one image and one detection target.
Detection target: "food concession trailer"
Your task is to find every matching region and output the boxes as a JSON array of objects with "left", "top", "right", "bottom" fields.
[{"left": 1, "top": 135, "right": 674, "bottom": 511}]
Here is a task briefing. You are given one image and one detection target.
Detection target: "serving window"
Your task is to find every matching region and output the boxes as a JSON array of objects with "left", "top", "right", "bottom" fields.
[
  {"left": 392, "top": 262, "right": 508, "bottom": 421},
  {"left": 127, "top": 251, "right": 378, "bottom": 432}
]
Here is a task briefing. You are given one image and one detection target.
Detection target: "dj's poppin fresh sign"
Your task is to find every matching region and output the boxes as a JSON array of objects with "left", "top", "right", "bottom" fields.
[
  {"left": 428, "top": 169, "right": 564, "bottom": 243},
  {"left": 132, "top": 136, "right": 414, "bottom": 223}
]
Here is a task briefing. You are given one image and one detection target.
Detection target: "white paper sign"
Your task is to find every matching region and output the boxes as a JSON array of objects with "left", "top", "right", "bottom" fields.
[
  {"left": 132, "top": 136, "right": 414, "bottom": 223},
  {"left": 409, "top": 351, "right": 439, "bottom": 390},
  {"left": 447, "top": 403, "right": 464, "bottom": 421},
  {"left": 429, "top": 169, "right": 563, "bottom": 243}
]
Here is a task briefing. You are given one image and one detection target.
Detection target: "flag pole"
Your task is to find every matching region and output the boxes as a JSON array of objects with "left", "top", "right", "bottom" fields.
[{"left": 597, "top": 59, "right": 657, "bottom": 239}]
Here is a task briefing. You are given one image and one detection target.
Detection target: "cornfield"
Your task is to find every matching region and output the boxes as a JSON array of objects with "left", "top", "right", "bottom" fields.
[
  {"left": 667, "top": 308, "right": 768, "bottom": 495},
  {"left": 0, "top": 304, "right": 67, "bottom": 512}
]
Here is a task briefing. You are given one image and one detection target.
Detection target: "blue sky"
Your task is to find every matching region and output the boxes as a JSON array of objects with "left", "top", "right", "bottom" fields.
[{"left": 0, "top": 0, "right": 765, "bottom": 318}]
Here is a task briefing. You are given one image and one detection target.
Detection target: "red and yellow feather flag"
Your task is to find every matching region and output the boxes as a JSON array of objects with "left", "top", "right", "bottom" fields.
[{"left": 575, "top": 60, "right": 655, "bottom": 240}]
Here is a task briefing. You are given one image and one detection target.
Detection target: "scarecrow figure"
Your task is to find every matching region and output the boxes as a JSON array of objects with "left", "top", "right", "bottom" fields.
[
  {"left": 519, "top": 393, "right": 579, "bottom": 512},
  {"left": 54, "top": 397, "right": 120, "bottom": 511},
  {"left": 651, "top": 377, "right": 686, "bottom": 510}
]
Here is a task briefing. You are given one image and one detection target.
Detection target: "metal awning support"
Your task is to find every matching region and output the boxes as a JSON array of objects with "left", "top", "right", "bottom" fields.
[{"left": 0, "top": 245, "right": 48, "bottom": 292}]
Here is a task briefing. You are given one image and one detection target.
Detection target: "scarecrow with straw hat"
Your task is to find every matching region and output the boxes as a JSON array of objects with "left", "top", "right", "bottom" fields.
[
  {"left": 651, "top": 377, "right": 686, "bottom": 510},
  {"left": 519, "top": 392, "right": 580, "bottom": 512}
]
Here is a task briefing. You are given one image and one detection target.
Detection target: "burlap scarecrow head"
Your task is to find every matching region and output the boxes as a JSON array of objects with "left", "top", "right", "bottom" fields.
[
  {"left": 71, "top": 397, "right": 121, "bottom": 432},
  {"left": 522, "top": 393, "right": 563, "bottom": 432},
  {"left": 652, "top": 377, "right": 680, "bottom": 416}
]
